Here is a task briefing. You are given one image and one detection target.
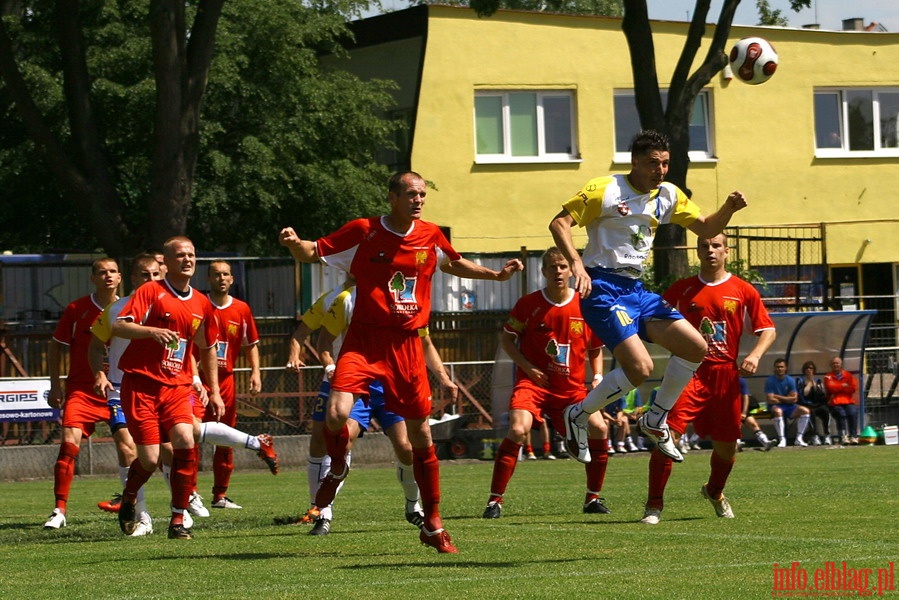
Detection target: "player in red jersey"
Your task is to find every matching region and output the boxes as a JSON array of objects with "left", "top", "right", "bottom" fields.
[
  {"left": 198, "top": 260, "right": 277, "bottom": 510},
  {"left": 482, "top": 247, "right": 611, "bottom": 519},
  {"left": 280, "top": 171, "right": 523, "bottom": 553},
  {"left": 111, "top": 236, "right": 223, "bottom": 540},
  {"left": 641, "top": 233, "right": 776, "bottom": 525},
  {"left": 43, "top": 258, "right": 124, "bottom": 529}
]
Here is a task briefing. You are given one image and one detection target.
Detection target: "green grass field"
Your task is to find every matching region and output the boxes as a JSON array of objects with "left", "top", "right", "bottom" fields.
[{"left": 1, "top": 445, "right": 897, "bottom": 599}]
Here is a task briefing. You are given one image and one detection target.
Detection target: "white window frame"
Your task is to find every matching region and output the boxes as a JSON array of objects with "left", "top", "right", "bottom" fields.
[
  {"left": 814, "top": 87, "right": 899, "bottom": 158},
  {"left": 612, "top": 89, "right": 716, "bottom": 164},
  {"left": 473, "top": 90, "right": 580, "bottom": 164}
]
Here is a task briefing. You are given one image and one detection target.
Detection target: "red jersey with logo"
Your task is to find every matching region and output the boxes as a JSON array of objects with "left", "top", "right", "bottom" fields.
[
  {"left": 504, "top": 289, "right": 603, "bottom": 396},
  {"left": 315, "top": 217, "right": 461, "bottom": 330},
  {"left": 209, "top": 296, "right": 259, "bottom": 375},
  {"left": 663, "top": 273, "right": 774, "bottom": 365},
  {"left": 117, "top": 279, "right": 218, "bottom": 385},
  {"left": 52, "top": 293, "right": 110, "bottom": 391}
]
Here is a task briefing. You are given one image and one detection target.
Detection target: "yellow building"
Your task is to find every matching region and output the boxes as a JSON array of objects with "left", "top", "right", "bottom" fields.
[{"left": 330, "top": 5, "right": 899, "bottom": 311}]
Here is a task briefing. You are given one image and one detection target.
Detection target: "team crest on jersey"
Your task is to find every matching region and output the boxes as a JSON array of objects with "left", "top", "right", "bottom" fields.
[
  {"left": 227, "top": 323, "right": 238, "bottom": 337},
  {"left": 388, "top": 271, "right": 419, "bottom": 315},
  {"left": 723, "top": 299, "right": 738, "bottom": 314},
  {"left": 570, "top": 320, "right": 584, "bottom": 336},
  {"left": 617, "top": 200, "right": 630, "bottom": 216},
  {"left": 191, "top": 317, "right": 202, "bottom": 334},
  {"left": 545, "top": 339, "right": 570, "bottom": 368},
  {"left": 415, "top": 250, "right": 428, "bottom": 266}
]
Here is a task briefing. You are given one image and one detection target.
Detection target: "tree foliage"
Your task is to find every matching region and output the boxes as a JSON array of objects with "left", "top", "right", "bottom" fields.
[{"left": 0, "top": 0, "right": 396, "bottom": 255}]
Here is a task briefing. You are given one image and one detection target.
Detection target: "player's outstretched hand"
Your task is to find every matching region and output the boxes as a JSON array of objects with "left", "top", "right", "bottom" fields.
[
  {"left": 497, "top": 259, "right": 524, "bottom": 281},
  {"left": 726, "top": 190, "right": 748, "bottom": 212}
]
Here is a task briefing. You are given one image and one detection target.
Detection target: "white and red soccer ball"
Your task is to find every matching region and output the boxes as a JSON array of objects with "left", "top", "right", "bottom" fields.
[{"left": 729, "top": 37, "right": 778, "bottom": 85}]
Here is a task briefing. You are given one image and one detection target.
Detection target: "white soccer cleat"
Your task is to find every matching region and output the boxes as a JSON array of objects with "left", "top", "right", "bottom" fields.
[
  {"left": 130, "top": 512, "right": 154, "bottom": 537},
  {"left": 562, "top": 403, "right": 591, "bottom": 464},
  {"left": 640, "top": 507, "right": 661, "bottom": 525},
  {"left": 211, "top": 497, "right": 243, "bottom": 509},
  {"left": 701, "top": 484, "right": 735, "bottom": 518},
  {"left": 638, "top": 415, "right": 683, "bottom": 463},
  {"left": 188, "top": 492, "right": 210, "bottom": 518},
  {"left": 794, "top": 437, "right": 808, "bottom": 447},
  {"left": 777, "top": 438, "right": 787, "bottom": 448},
  {"left": 43, "top": 508, "right": 66, "bottom": 530}
]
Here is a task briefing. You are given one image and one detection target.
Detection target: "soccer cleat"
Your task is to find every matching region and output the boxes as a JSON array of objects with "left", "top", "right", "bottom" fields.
[
  {"left": 314, "top": 464, "right": 349, "bottom": 509},
  {"left": 420, "top": 527, "right": 458, "bottom": 553},
  {"left": 762, "top": 439, "right": 777, "bottom": 452},
  {"left": 626, "top": 440, "right": 639, "bottom": 453},
  {"left": 309, "top": 517, "right": 331, "bottom": 536},
  {"left": 794, "top": 437, "right": 808, "bottom": 447},
  {"left": 182, "top": 510, "right": 193, "bottom": 530},
  {"left": 701, "top": 484, "right": 734, "bottom": 518},
  {"left": 543, "top": 452, "right": 557, "bottom": 460},
  {"left": 188, "top": 492, "right": 210, "bottom": 518},
  {"left": 118, "top": 500, "right": 137, "bottom": 534},
  {"left": 562, "top": 403, "right": 592, "bottom": 464},
  {"left": 405, "top": 500, "right": 424, "bottom": 529},
  {"left": 167, "top": 524, "right": 193, "bottom": 540},
  {"left": 840, "top": 435, "right": 850, "bottom": 445},
  {"left": 525, "top": 451, "right": 537, "bottom": 460},
  {"left": 299, "top": 506, "right": 321, "bottom": 525},
  {"left": 638, "top": 415, "right": 683, "bottom": 463},
  {"left": 690, "top": 441, "right": 703, "bottom": 451},
  {"left": 677, "top": 436, "right": 689, "bottom": 455},
  {"left": 616, "top": 443, "right": 627, "bottom": 454},
  {"left": 211, "top": 496, "right": 243, "bottom": 509},
  {"left": 812, "top": 435, "right": 822, "bottom": 446},
  {"left": 482, "top": 502, "right": 502, "bottom": 519},
  {"left": 583, "top": 498, "right": 611, "bottom": 514},
  {"left": 640, "top": 507, "right": 662, "bottom": 525},
  {"left": 821, "top": 435, "right": 832, "bottom": 445},
  {"left": 256, "top": 434, "right": 279, "bottom": 475},
  {"left": 130, "top": 513, "right": 153, "bottom": 537},
  {"left": 98, "top": 493, "right": 122, "bottom": 513},
  {"left": 43, "top": 508, "right": 66, "bottom": 530},
  {"left": 849, "top": 436, "right": 859, "bottom": 445},
  {"left": 777, "top": 438, "right": 787, "bottom": 448}
]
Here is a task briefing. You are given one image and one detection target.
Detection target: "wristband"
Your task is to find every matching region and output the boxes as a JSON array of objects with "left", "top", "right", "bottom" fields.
[
  {"left": 593, "top": 374, "right": 604, "bottom": 382},
  {"left": 193, "top": 375, "right": 202, "bottom": 385},
  {"left": 324, "top": 364, "right": 336, "bottom": 376}
]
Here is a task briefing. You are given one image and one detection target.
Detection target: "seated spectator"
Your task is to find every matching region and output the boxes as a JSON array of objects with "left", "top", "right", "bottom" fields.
[
  {"left": 764, "top": 358, "right": 811, "bottom": 447},
  {"left": 795, "top": 360, "right": 831, "bottom": 445},
  {"left": 823, "top": 356, "right": 859, "bottom": 445},
  {"left": 739, "top": 377, "right": 775, "bottom": 451},
  {"left": 621, "top": 387, "right": 647, "bottom": 451},
  {"left": 601, "top": 389, "right": 640, "bottom": 453}
]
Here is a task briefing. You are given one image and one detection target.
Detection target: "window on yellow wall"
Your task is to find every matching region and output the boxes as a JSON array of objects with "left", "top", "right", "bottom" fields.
[
  {"left": 474, "top": 91, "right": 579, "bottom": 163},
  {"left": 613, "top": 90, "right": 714, "bottom": 163},
  {"left": 814, "top": 88, "right": 899, "bottom": 157}
]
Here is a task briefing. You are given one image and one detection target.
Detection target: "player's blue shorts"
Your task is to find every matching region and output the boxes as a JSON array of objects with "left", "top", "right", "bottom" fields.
[
  {"left": 106, "top": 385, "right": 128, "bottom": 432},
  {"left": 776, "top": 403, "right": 802, "bottom": 419},
  {"left": 311, "top": 380, "right": 404, "bottom": 432},
  {"left": 581, "top": 267, "right": 683, "bottom": 351}
]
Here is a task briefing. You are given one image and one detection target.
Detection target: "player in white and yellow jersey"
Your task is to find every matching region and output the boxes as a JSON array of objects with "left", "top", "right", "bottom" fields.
[{"left": 550, "top": 129, "right": 748, "bottom": 465}]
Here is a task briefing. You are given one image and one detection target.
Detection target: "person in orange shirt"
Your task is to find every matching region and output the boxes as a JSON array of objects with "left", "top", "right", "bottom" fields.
[{"left": 823, "top": 356, "right": 859, "bottom": 445}]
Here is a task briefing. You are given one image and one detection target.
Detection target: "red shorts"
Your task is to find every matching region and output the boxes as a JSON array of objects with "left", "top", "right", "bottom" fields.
[
  {"left": 61, "top": 387, "right": 110, "bottom": 437},
  {"left": 203, "top": 372, "right": 236, "bottom": 426},
  {"left": 121, "top": 373, "right": 194, "bottom": 446},
  {"left": 332, "top": 325, "right": 430, "bottom": 420},
  {"left": 509, "top": 379, "right": 587, "bottom": 432},
  {"left": 667, "top": 362, "right": 742, "bottom": 442}
]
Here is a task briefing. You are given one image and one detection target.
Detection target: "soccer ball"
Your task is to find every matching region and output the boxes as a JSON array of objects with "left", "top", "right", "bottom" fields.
[{"left": 729, "top": 37, "right": 778, "bottom": 85}]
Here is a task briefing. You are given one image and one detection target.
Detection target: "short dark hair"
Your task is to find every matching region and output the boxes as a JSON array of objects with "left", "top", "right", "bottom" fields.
[
  {"left": 629, "top": 130, "right": 670, "bottom": 157},
  {"left": 388, "top": 171, "right": 424, "bottom": 195},
  {"left": 773, "top": 358, "right": 787, "bottom": 367},
  {"left": 541, "top": 246, "right": 568, "bottom": 269}
]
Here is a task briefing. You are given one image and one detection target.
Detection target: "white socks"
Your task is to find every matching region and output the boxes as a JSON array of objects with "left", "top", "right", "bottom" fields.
[
  {"left": 581, "top": 368, "right": 636, "bottom": 413},
  {"left": 396, "top": 461, "right": 421, "bottom": 505},
  {"left": 199, "top": 422, "right": 258, "bottom": 450},
  {"left": 773, "top": 416, "right": 785, "bottom": 439}
]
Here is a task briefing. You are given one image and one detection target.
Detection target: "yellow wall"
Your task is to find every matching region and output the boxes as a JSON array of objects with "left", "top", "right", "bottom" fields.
[{"left": 409, "top": 6, "right": 899, "bottom": 262}]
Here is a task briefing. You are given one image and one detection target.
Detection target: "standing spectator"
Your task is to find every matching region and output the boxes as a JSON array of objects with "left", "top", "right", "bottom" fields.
[
  {"left": 765, "top": 358, "right": 810, "bottom": 447},
  {"left": 641, "top": 233, "right": 775, "bottom": 524},
  {"left": 481, "top": 247, "right": 610, "bottom": 519},
  {"left": 112, "top": 236, "right": 223, "bottom": 540},
  {"left": 200, "top": 260, "right": 269, "bottom": 510},
  {"left": 280, "top": 170, "right": 523, "bottom": 553},
  {"left": 43, "top": 258, "right": 125, "bottom": 530},
  {"left": 796, "top": 360, "right": 831, "bottom": 445},
  {"left": 824, "top": 356, "right": 859, "bottom": 445},
  {"left": 550, "top": 130, "right": 747, "bottom": 464}
]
